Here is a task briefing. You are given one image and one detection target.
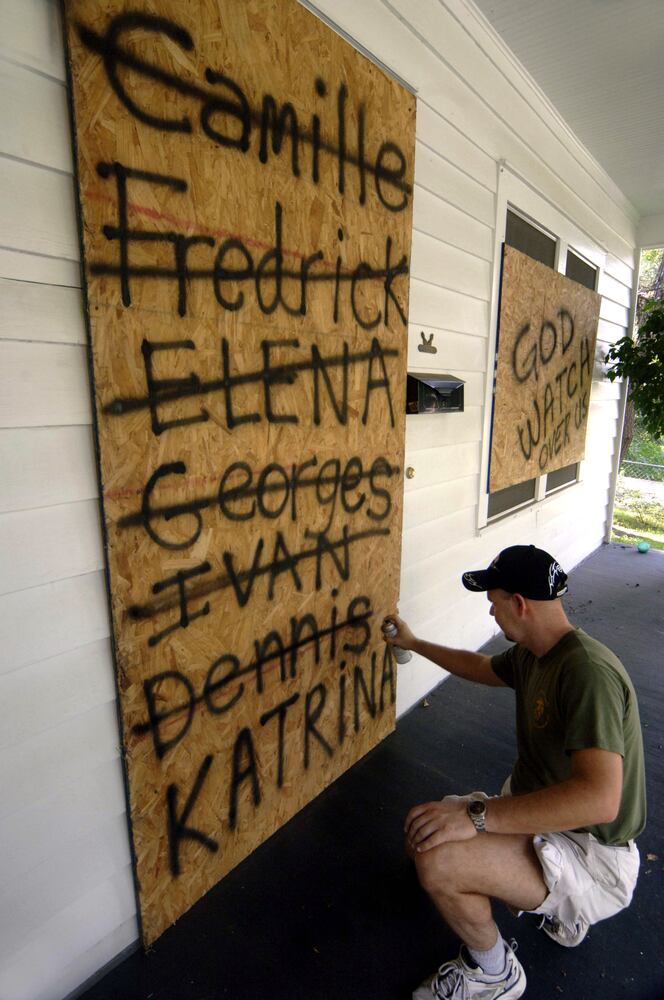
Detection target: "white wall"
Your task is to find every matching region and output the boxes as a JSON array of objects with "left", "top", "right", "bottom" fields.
[
  {"left": 0, "top": 3, "right": 138, "bottom": 999},
  {"left": 0, "top": 0, "right": 638, "bottom": 997}
]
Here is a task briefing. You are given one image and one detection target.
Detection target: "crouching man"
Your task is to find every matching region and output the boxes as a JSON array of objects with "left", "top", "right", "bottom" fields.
[{"left": 385, "top": 545, "right": 646, "bottom": 1000}]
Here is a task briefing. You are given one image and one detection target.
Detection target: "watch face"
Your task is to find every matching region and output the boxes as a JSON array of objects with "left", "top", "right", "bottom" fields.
[{"left": 469, "top": 800, "right": 485, "bottom": 815}]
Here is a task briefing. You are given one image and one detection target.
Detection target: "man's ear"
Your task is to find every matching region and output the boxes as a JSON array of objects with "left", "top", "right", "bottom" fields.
[{"left": 512, "top": 593, "right": 528, "bottom": 616}]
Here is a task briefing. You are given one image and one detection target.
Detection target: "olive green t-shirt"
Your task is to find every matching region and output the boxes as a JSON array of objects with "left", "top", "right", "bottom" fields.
[{"left": 492, "top": 629, "right": 646, "bottom": 845}]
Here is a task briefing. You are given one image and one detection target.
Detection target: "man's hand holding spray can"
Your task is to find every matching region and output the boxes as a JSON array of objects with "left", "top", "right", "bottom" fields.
[{"left": 381, "top": 616, "right": 413, "bottom": 664}]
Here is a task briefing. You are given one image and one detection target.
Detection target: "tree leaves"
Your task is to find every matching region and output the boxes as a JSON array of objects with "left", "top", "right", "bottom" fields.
[{"left": 605, "top": 299, "right": 664, "bottom": 438}]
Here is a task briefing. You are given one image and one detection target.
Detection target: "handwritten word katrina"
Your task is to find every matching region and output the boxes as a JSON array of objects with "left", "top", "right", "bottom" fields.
[
  {"left": 120, "top": 452, "right": 396, "bottom": 550},
  {"left": 92, "top": 163, "right": 409, "bottom": 323},
  {"left": 133, "top": 592, "right": 373, "bottom": 757},
  {"left": 77, "top": 13, "right": 411, "bottom": 214},
  {"left": 129, "top": 523, "right": 390, "bottom": 646},
  {"left": 163, "top": 645, "right": 396, "bottom": 875},
  {"left": 105, "top": 334, "right": 397, "bottom": 436},
  {"left": 511, "top": 308, "right": 592, "bottom": 470}
]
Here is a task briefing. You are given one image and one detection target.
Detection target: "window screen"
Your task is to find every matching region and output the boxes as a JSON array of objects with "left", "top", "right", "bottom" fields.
[
  {"left": 505, "top": 210, "right": 556, "bottom": 268},
  {"left": 566, "top": 250, "right": 597, "bottom": 291},
  {"left": 487, "top": 477, "right": 537, "bottom": 518},
  {"left": 546, "top": 463, "right": 579, "bottom": 493}
]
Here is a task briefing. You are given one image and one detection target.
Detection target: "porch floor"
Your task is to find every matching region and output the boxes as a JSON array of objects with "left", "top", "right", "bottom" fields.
[{"left": 77, "top": 543, "right": 664, "bottom": 1000}]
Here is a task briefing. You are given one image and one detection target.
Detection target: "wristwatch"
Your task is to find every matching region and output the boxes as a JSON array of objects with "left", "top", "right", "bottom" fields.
[{"left": 467, "top": 796, "right": 487, "bottom": 833}]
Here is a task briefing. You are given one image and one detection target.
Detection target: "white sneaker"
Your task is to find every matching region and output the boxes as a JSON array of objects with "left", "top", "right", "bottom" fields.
[
  {"left": 412, "top": 939, "right": 526, "bottom": 999},
  {"left": 537, "top": 914, "right": 589, "bottom": 948}
]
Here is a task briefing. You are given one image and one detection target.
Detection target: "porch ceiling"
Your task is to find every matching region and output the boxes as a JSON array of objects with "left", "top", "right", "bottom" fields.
[{"left": 471, "top": 0, "right": 664, "bottom": 222}]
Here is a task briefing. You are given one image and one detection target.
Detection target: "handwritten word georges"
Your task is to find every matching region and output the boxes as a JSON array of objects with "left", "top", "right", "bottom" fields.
[
  {"left": 122, "top": 452, "right": 396, "bottom": 550},
  {"left": 77, "top": 13, "right": 411, "bottom": 213},
  {"left": 511, "top": 308, "right": 593, "bottom": 470},
  {"left": 93, "top": 164, "right": 409, "bottom": 323}
]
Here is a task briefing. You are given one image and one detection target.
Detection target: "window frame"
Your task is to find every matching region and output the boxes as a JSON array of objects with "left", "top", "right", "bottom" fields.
[{"left": 477, "top": 163, "right": 605, "bottom": 531}]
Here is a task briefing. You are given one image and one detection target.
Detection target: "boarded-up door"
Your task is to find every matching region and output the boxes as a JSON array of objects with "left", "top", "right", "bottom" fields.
[{"left": 63, "top": 0, "right": 415, "bottom": 944}]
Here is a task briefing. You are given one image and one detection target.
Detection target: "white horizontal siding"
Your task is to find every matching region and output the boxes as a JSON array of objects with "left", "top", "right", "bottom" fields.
[
  {"left": 0, "top": 0, "right": 640, "bottom": 997},
  {"left": 0, "top": 157, "right": 79, "bottom": 260},
  {"left": 0, "top": 59, "right": 72, "bottom": 173},
  {"left": 0, "top": 426, "right": 99, "bottom": 513},
  {"left": 407, "top": 326, "right": 488, "bottom": 372},
  {"left": 0, "top": 341, "right": 92, "bottom": 427},
  {"left": 0, "top": 276, "right": 86, "bottom": 344},
  {"left": 0, "top": 0, "right": 127, "bottom": 992},
  {"left": 0, "top": 758, "right": 126, "bottom": 890},
  {"left": 0, "top": 571, "right": 111, "bottom": 677},
  {"left": 0, "top": 639, "right": 114, "bottom": 747},
  {"left": 412, "top": 185, "right": 494, "bottom": 260}
]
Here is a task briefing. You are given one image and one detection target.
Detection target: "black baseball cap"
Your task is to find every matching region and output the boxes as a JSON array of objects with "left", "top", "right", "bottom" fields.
[{"left": 462, "top": 545, "right": 568, "bottom": 600}]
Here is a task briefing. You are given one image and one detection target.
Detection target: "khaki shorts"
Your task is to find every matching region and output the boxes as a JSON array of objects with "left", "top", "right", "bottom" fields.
[
  {"left": 527, "top": 830, "right": 640, "bottom": 929},
  {"left": 456, "top": 778, "right": 640, "bottom": 927},
  {"left": 498, "top": 778, "right": 640, "bottom": 930}
]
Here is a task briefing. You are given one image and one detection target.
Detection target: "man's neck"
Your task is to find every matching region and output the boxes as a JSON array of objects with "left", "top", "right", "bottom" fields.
[{"left": 523, "top": 621, "right": 576, "bottom": 659}]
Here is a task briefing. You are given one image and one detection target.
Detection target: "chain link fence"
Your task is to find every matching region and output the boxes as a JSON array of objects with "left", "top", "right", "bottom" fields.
[{"left": 621, "top": 460, "right": 664, "bottom": 482}]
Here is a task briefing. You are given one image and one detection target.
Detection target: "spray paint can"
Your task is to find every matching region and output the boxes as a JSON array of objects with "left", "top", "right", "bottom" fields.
[{"left": 381, "top": 620, "right": 413, "bottom": 664}]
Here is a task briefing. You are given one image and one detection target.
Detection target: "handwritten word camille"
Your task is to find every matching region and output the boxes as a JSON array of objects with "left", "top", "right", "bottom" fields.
[
  {"left": 77, "top": 13, "right": 411, "bottom": 213},
  {"left": 92, "top": 163, "right": 409, "bottom": 323},
  {"left": 105, "top": 335, "right": 398, "bottom": 435}
]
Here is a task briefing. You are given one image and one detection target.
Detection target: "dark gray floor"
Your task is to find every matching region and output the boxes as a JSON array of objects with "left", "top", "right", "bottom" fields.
[{"left": 78, "top": 542, "right": 664, "bottom": 1000}]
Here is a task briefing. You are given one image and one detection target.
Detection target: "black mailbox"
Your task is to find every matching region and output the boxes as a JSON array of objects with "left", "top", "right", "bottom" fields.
[{"left": 406, "top": 372, "right": 465, "bottom": 414}]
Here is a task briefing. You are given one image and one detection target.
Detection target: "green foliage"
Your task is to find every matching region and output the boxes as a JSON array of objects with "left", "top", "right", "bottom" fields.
[
  {"left": 625, "top": 414, "right": 664, "bottom": 466},
  {"left": 638, "top": 248, "right": 664, "bottom": 298},
  {"left": 605, "top": 298, "right": 664, "bottom": 438}
]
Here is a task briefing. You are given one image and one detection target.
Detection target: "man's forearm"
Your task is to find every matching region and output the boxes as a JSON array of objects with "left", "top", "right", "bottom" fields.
[
  {"left": 410, "top": 638, "right": 500, "bottom": 686},
  {"left": 485, "top": 778, "right": 619, "bottom": 836}
]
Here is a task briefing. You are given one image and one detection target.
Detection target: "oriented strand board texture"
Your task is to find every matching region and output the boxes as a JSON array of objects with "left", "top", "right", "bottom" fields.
[
  {"left": 490, "top": 246, "right": 601, "bottom": 493},
  {"left": 63, "top": 0, "right": 415, "bottom": 945}
]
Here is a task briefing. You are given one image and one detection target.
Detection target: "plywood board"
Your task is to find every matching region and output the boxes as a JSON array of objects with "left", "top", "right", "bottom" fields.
[
  {"left": 489, "top": 246, "right": 601, "bottom": 493},
  {"left": 62, "top": 0, "right": 416, "bottom": 944}
]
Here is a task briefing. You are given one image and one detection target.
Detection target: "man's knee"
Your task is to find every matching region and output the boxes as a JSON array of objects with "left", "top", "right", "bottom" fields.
[{"left": 413, "top": 842, "right": 465, "bottom": 896}]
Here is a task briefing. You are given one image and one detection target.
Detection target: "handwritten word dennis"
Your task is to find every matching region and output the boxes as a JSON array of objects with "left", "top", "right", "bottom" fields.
[
  {"left": 77, "top": 13, "right": 411, "bottom": 213},
  {"left": 166, "top": 646, "right": 396, "bottom": 876},
  {"left": 92, "top": 164, "right": 409, "bottom": 323},
  {"left": 130, "top": 524, "right": 390, "bottom": 646},
  {"left": 120, "top": 453, "right": 395, "bottom": 549},
  {"left": 133, "top": 594, "right": 372, "bottom": 758},
  {"left": 105, "top": 335, "right": 397, "bottom": 435}
]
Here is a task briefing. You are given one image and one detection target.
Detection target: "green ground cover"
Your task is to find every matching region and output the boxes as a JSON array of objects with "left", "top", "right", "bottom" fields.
[{"left": 611, "top": 483, "right": 664, "bottom": 552}]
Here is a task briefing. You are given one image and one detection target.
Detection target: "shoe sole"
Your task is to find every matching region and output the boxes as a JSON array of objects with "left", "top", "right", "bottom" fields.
[{"left": 540, "top": 922, "right": 589, "bottom": 948}]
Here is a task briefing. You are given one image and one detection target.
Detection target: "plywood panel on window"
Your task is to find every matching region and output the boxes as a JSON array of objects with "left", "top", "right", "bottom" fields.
[
  {"left": 489, "top": 246, "right": 601, "bottom": 493},
  {"left": 62, "top": 0, "right": 415, "bottom": 945}
]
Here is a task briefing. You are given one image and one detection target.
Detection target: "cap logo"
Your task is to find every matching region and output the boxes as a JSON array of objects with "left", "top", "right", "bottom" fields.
[
  {"left": 548, "top": 562, "right": 562, "bottom": 595},
  {"left": 462, "top": 572, "right": 484, "bottom": 592}
]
